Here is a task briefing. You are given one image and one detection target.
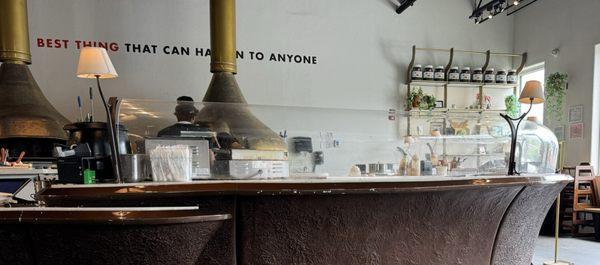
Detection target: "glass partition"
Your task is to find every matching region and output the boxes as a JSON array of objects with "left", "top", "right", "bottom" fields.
[{"left": 112, "top": 98, "right": 556, "bottom": 181}]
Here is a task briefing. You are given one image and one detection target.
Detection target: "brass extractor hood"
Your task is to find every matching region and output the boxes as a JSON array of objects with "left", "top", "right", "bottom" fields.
[
  {"left": 197, "top": 0, "right": 286, "bottom": 151},
  {"left": 0, "top": 0, "right": 69, "bottom": 155}
]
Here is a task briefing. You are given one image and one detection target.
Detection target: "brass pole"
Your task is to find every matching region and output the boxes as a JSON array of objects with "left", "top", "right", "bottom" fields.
[
  {"left": 0, "top": 0, "right": 32, "bottom": 64},
  {"left": 554, "top": 193, "right": 560, "bottom": 263},
  {"left": 210, "top": 0, "right": 237, "bottom": 73}
]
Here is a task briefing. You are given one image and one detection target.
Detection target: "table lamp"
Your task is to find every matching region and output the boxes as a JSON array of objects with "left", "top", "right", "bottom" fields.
[
  {"left": 500, "top": 80, "right": 545, "bottom": 175},
  {"left": 76, "top": 47, "right": 121, "bottom": 181}
]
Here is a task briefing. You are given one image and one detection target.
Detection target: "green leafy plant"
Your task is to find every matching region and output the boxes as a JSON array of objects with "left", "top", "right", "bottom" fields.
[
  {"left": 505, "top": 94, "right": 520, "bottom": 118},
  {"left": 407, "top": 87, "right": 424, "bottom": 109},
  {"left": 420, "top": 94, "right": 437, "bottom": 110},
  {"left": 545, "top": 72, "right": 568, "bottom": 122}
]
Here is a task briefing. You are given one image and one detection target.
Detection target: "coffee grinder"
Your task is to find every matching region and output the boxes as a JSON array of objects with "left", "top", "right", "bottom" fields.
[{"left": 55, "top": 122, "right": 129, "bottom": 183}]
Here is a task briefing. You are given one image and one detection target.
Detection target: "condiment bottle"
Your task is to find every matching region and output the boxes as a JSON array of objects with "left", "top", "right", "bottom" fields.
[
  {"left": 434, "top": 66, "right": 445, "bottom": 81},
  {"left": 448, "top": 66, "right": 460, "bottom": 82},
  {"left": 423, "top": 65, "right": 434, "bottom": 80},
  {"left": 460, "top": 67, "right": 471, "bottom": 82},
  {"left": 496, "top": 69, "right": 507, "bottom": 83},
  {"left": 472, "top": 68, "right": 483, "bottom": 83},
  {"left": 411, "top": 65, "right": 423, "bottom": 80},
  {"left": 507, "top": 69, "right": 518, "bottom": 84},
  {"left": 484, "top": 68, "right": 495, "bottom": 83}
]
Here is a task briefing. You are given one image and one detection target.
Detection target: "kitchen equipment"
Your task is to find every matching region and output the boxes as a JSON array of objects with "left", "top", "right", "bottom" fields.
[
  {"left": 120, "top": 154, "right": 148, "bottom": 183},
  {"left": 57, "top": 122, "right": 129, "bottom": 183}
]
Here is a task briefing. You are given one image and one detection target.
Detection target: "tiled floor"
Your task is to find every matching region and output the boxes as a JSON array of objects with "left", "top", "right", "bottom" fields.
[{"left": 532, "top": 236, "right": 600, "bottom": 265}]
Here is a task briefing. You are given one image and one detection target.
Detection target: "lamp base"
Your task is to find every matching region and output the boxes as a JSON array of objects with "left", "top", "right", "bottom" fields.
[{"left": 543, "top": 261, "right": 573, "bottom": 265}]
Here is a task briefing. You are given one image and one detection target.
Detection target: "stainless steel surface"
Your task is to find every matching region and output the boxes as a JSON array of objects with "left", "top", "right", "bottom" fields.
[{"left": 120, "top": 154, "right": 147, "bottom": 183}]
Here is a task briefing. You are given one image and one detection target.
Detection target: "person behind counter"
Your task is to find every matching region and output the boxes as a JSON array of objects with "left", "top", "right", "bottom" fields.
[{"left": 157, "top": 96, "right": 208, "bottom": 137}]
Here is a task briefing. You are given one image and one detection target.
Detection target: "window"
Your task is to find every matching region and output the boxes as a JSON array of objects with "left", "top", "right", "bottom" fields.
[
  {"left": 519, "top": 63, "right": 545, "bottom": 123},
  {"left": 591, "top": 44, "right": 600, "bottom": 171}
]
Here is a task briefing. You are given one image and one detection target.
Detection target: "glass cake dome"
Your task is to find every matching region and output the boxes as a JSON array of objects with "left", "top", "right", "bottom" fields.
[{"left": 516, "top": 117, "right": 559, "bottom": 174}]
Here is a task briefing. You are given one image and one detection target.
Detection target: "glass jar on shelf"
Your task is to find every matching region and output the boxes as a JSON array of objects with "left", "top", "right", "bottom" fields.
[
  {"left": 496, "top": 69, "right": 507, "bottom": 83},
  {"left": 434, "top": 66, "right": 445, "bottom": 81},
  {"left": 423, "top": 65, "right": 434, "bottom": 80},
  {"left": 448, "top": 66, "right": 460, "bottom": 82},
  {"left": 411, "top": 65, "right": 423, "bottom": 80},
  {"left": 507, "top": 69, "right": 518, "bottom": 84},
  {"left": 460, "top": 67, "right": 471, "bottom": 82},
  {"left": 484, "top": 68, "right": 495, "bottom": 83}
]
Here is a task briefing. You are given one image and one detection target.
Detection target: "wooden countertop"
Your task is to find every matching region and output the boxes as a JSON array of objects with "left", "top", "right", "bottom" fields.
[
  {"left": 38, "top": 174, "right": 572, "bottom": 201},
  {"left": 0, "top": 206, "right": 231, "bottom": 225}
]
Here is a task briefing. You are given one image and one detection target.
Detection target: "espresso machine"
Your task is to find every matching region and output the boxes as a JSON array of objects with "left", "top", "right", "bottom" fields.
[{"left": 56, "top": 122, "right": 129, "bottom": 183}]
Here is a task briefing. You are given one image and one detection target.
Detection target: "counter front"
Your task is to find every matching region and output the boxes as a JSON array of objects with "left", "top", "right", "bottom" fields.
[{"left": 23, "top": 174, "right": 572, "bottom": 265}]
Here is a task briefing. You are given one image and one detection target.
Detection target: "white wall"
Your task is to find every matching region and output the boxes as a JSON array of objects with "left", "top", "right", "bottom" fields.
[
  {"left": 27, "top": 0, "right": 514, "bottom": 121},
  {"left": 513, "top": 0, "right": 600, "bottom": 167},
  {"left": 21, "top": 0, "right": 517, "bottom": 174}
]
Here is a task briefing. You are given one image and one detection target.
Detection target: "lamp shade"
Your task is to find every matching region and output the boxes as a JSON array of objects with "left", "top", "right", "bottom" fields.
[
  {"left": 76, "top": 47, "right": 118, "bottom": 79},
  {"left": 518, "top": 80, "right": 544, "bottom": 104}
]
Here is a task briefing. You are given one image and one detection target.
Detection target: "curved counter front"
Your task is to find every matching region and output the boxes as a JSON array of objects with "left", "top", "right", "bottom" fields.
[{"left": 23, "top": 174, "right": 573, "bottom": 264}]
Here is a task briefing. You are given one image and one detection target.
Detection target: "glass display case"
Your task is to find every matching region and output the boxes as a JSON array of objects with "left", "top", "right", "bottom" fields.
[
  {"left": 113, "top": 98, "right": 405, "bottom": 181},
  {"left": 110, "top": 98, "right": 558, "bottom": 181},
  {"left": 515, "top": 117, "right": 559, "bottom": 174}
]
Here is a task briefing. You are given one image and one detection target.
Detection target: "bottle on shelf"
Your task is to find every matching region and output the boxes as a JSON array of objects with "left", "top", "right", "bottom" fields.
[
  {"left": 434, "top": 65, "right": 445, "bottom": 81},
  {"left": 472, "top": 68, "right": 483, "bottom": 83},
  {"left": 411, "top": 65, "right": 423, "bottom": 80},
  {"left": 496, "top": 69, "right": 507, "bottom": 83},
  {"left": 460, "top": 67, "right": 471, "bottom": 82},
  {"left": 507, "top": 69, "right": 518, "bottom": 84},
  {"left": 484, "top": 68, "right": 495, "bottom": 83},
  {"left": 423, "top": 65, "right": 434, "bottom": 80},
  {"left": 448, "top": 66, "right": 460, "bottom": 82}
]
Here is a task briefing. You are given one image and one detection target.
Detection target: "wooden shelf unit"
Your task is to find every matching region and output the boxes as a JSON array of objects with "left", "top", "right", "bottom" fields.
[{"left": 405, "top": 45, "right": 527, "bottom": 136}]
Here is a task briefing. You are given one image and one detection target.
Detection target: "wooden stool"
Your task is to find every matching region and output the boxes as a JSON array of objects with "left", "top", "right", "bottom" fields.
[{"left": 572, "top": 165, "right": 596, "bottom": 236}]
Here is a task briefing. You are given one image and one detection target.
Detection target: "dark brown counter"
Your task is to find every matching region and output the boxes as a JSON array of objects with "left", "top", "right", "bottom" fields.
[{"left": 4, "top": 174, "right": 573, "bottom": 265}]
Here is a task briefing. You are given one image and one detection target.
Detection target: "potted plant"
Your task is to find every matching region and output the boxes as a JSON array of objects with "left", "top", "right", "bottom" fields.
[
  {"left": 420, "top": 94, "right": 437, "bottom": 110},
  {"left": 407, "top": 87, "right": 424, "bottom": 109},
  {"left": 545, "top": 72, "right": 568, "bottom": 122}
]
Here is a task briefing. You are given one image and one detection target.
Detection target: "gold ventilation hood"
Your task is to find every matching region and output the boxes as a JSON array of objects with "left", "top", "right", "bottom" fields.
[
  {"left": 197, "top": 0, "right": 286, "bottom": 151},
  {"left": 0, "top": 0, "right": 69, "bottom": 154}
]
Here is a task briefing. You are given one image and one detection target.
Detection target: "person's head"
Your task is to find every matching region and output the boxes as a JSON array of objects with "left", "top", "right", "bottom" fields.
[{"left": 174, "top": 96, "right": 199, "bottom": 122}]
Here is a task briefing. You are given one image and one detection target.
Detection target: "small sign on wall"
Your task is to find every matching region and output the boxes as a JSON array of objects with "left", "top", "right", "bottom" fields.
[
  {"left": 568, "top": 105, "right": 584, "bottom": 123},
  {"left": 569, "top": 123, "right": 584, "bottom": 139}
]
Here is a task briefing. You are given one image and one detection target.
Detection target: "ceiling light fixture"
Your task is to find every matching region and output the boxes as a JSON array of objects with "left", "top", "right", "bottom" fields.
[{"left": 470, "top": 0, "right": 533, "bottom": 24}]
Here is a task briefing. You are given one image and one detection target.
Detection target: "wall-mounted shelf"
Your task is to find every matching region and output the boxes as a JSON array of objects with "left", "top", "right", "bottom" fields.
[
  {"left": 406, "top": 45, "right": 527, "bottom": 84},
  {"left": 405, "top": 45, "right": 527, "bottom": 136},
  {"left": 413, "top": 135, "right": 509, "bottom": 144},
  {"left": 408, "top": 108, "right": 508, "bottom": 118}
]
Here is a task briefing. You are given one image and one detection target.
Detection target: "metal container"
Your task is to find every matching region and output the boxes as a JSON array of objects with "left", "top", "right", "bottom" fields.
[{"left": 119, "top": 154, "right": 147, "bottom": 183}]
